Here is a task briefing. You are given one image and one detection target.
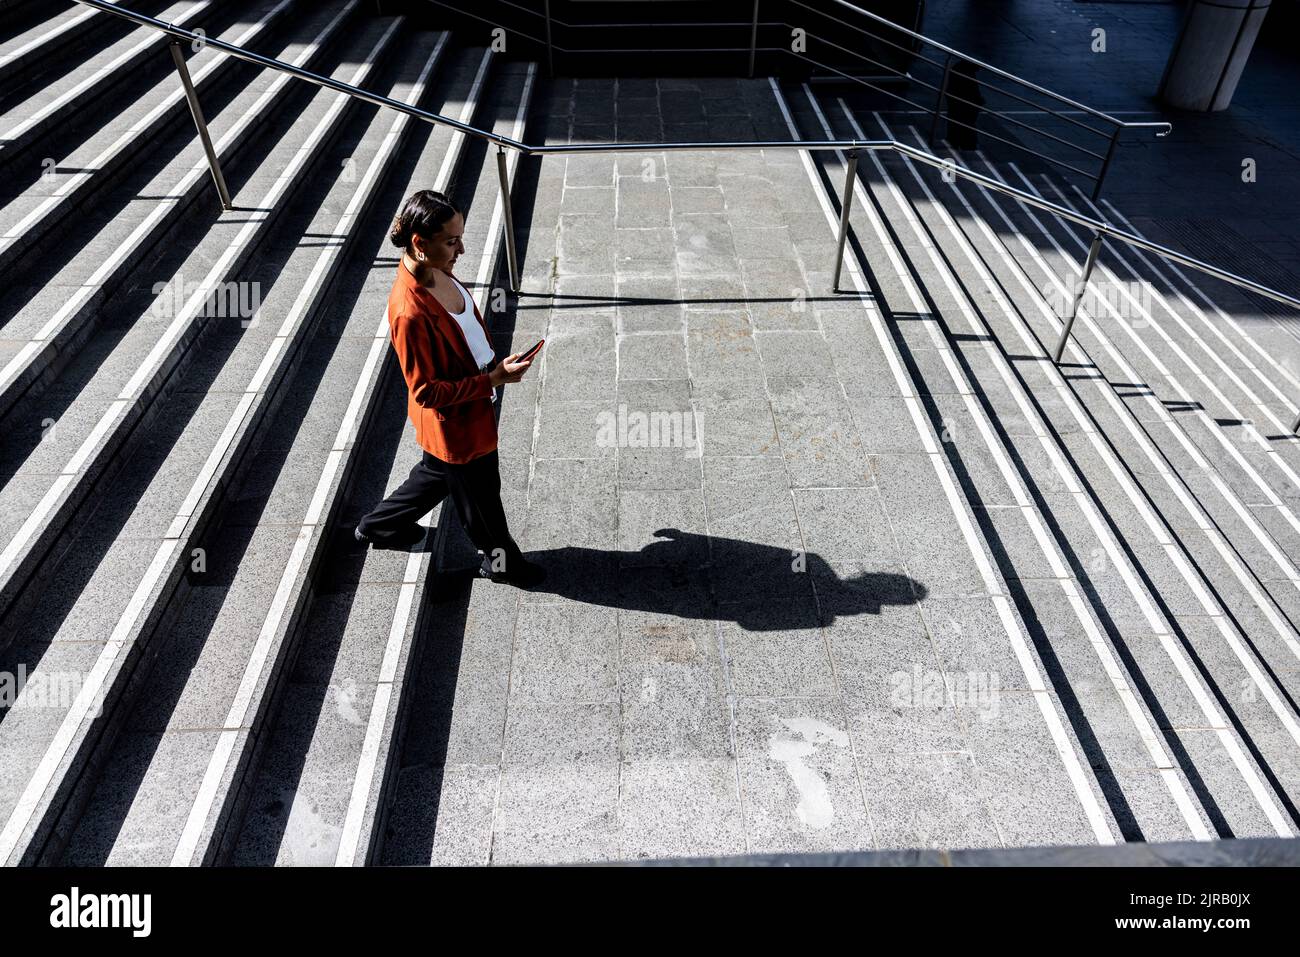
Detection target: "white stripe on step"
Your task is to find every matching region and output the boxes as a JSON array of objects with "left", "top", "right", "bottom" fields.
[
  {"left": 0, "top": 6, "right": 98, "bottom": 71},
  {"left": 0, "top": 0, "right": 356, "bottom": 403},
  {"left": 974, "top": 156, "right": 1300, "bottom": 738},
  {"left": 169, "top": 28, "right": 451, "bottom": 539},
  {"left": 0, "top": 3, "right": 376, "bottom": 869},
  {"left": 1095, "top": 192, "right": 1300, "bottom": 409},
  {"left": 1014, "top": 166, "right": 1300, "bottom": 592}
]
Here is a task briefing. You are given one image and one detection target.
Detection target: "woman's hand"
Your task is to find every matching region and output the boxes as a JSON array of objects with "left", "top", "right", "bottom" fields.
[{"left": 489, "top": 353, "right": 533, "bottom": 388}]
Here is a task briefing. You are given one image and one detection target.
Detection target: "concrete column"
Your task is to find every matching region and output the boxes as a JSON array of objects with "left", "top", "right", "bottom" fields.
[{"left": 1157, "top": 0, "right": 1271, "bottom": 111}]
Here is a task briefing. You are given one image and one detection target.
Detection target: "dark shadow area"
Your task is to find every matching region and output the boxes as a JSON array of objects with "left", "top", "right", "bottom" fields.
[
  {"left": 520, "top": 529, "right": 924, "bottom": 631},
  {"left": 374, "top": 563, "right": 475, "bottom": 867}
]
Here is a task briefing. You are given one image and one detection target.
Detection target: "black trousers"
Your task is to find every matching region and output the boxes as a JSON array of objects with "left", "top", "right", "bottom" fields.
[{"left": 357, "top": 449, "right": 521, "bottom": 562}]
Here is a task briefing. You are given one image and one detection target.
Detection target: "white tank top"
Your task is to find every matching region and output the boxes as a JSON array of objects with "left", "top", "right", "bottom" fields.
[{"left": 445, "top": 275, "right": 495, "bottom": 370}]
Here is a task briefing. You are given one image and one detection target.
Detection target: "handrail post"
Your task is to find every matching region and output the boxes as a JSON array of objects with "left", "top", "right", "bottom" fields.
[
  {"left": 168, "top": 39, "right": 231, "bottom": 210},
  {"left": 748, "top": 0, "right": 760, "bottom": 78},
  {"left": 543, "top": 0, "right": 554, "bottom": 76},
  {"left": 832, "top": 149, "right": 859, "bottom": 292},
  {"left": 1053, "top": 229, "right": 1105, "bottom": 363},
  {"left": 928, "top": 53, "right": 953, "bottom": 146},
  {"left": 496, "top": 146, "right": 521, "bottom": 293},
  {"left": 1092, "top": 126, "right": 1122, "bottom": 201}
]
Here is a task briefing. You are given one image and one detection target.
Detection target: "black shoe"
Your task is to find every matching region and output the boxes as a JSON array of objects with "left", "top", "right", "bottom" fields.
[
  {"left": 355, "top": 523, "right": 425, "bottom": 550},
  {"left": 478, "top": 553, "right": 546, "bottom": 587}
]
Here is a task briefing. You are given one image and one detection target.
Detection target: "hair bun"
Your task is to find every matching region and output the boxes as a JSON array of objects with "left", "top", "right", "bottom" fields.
[{"left": 389, "top": 217, "right": 408, "bottom": 248}]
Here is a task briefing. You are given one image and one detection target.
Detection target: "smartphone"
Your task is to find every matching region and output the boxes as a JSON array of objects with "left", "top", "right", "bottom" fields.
[{"left": 516, "top": 338, "right": 544, "bottom": 363}]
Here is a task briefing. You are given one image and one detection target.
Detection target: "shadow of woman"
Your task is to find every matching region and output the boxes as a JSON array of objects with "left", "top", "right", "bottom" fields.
[{"left": 516, "top": 528, "right": 927, "bottom": 632}]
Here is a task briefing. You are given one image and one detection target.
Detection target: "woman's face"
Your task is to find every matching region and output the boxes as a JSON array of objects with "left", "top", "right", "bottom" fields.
[{"left": 412, "top": 212, "right": 466, "bottom": 274}]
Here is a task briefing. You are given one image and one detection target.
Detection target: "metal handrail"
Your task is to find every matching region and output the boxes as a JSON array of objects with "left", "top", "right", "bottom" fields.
[
  {"left": 786, "top": 7, "right": 1120, "bottom": 145},
  {"left": 788, "top": 45, "right": 1105, "bottom": 185},
  {"left": 68, "top": 0, "right": 1300, "bottom": 427},
  {"left": 790, "top": 42, "right": 1110, "bottom": 159}
]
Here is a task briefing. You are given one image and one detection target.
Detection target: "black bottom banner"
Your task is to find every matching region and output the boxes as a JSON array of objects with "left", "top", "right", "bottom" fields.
[{"left": 0, "top": 840, "right": 1292, "bottom": 944}]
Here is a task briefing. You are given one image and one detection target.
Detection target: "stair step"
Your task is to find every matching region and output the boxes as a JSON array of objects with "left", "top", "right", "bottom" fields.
[
  {"left": 335, "top": 61, "right": 536, "bottom": 868},
  {"left": 1097, "top": 197, "right": 1300, "bottom": 421},
  {"left": 869, "top": 108, "right": 1299, "bottom": 837},
  {"left": 1000, "top": 161, "right": 1300, "bottom": 569},
  {"left": 186, "top": 43, "right": 507, "bottom": 870},
  {"left": 52, "top": 30, "right": 458, "bottom": 867},
  {"left": 0, "top": 0, "right": 61, "bottom": 39},
  {"left": 0, "top": 0, "right": 357, "bottom": 421},
  {"left": 0, "top": 0, "right": 126, "bottom": 94},
  {"left": 1035, "top": 175, "right": 1300, "bottom": 544},
  {"left": 949, "top": 143, "right": 1300, "bottom": 685},
  {"left": 50, "top": 42, "right": 500, "bottom": 866}
]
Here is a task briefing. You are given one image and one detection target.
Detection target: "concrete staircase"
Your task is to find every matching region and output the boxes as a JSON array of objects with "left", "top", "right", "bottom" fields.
[
  {"left": 776, "top": 79, "right": 1300, "bottom": 844},
  {"left": 2, "top": 0, "right": 1299, "bottom": 866},
  {"left": 0, "top": 0, "right": 538, "bottom": 865}
]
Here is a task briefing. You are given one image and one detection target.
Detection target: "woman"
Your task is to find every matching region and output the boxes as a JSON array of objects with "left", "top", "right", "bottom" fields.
[{"left": 354, "top": 189, "right": 543, "bottom": 587}]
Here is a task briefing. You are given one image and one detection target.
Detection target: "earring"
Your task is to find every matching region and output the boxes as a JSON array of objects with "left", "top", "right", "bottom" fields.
[{"left": 416, "top": 251, "right": 426, "bottom": 262}]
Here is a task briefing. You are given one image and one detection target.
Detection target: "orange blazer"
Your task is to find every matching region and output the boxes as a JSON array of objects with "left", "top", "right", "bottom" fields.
[{"left": 387, "top": 260, "right": 497, "bottom": 464}]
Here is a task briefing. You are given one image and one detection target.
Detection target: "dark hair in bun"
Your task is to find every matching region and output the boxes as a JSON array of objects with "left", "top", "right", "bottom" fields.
[{"left": 390, "top": 189, "right": 460, "bottom": 250}]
